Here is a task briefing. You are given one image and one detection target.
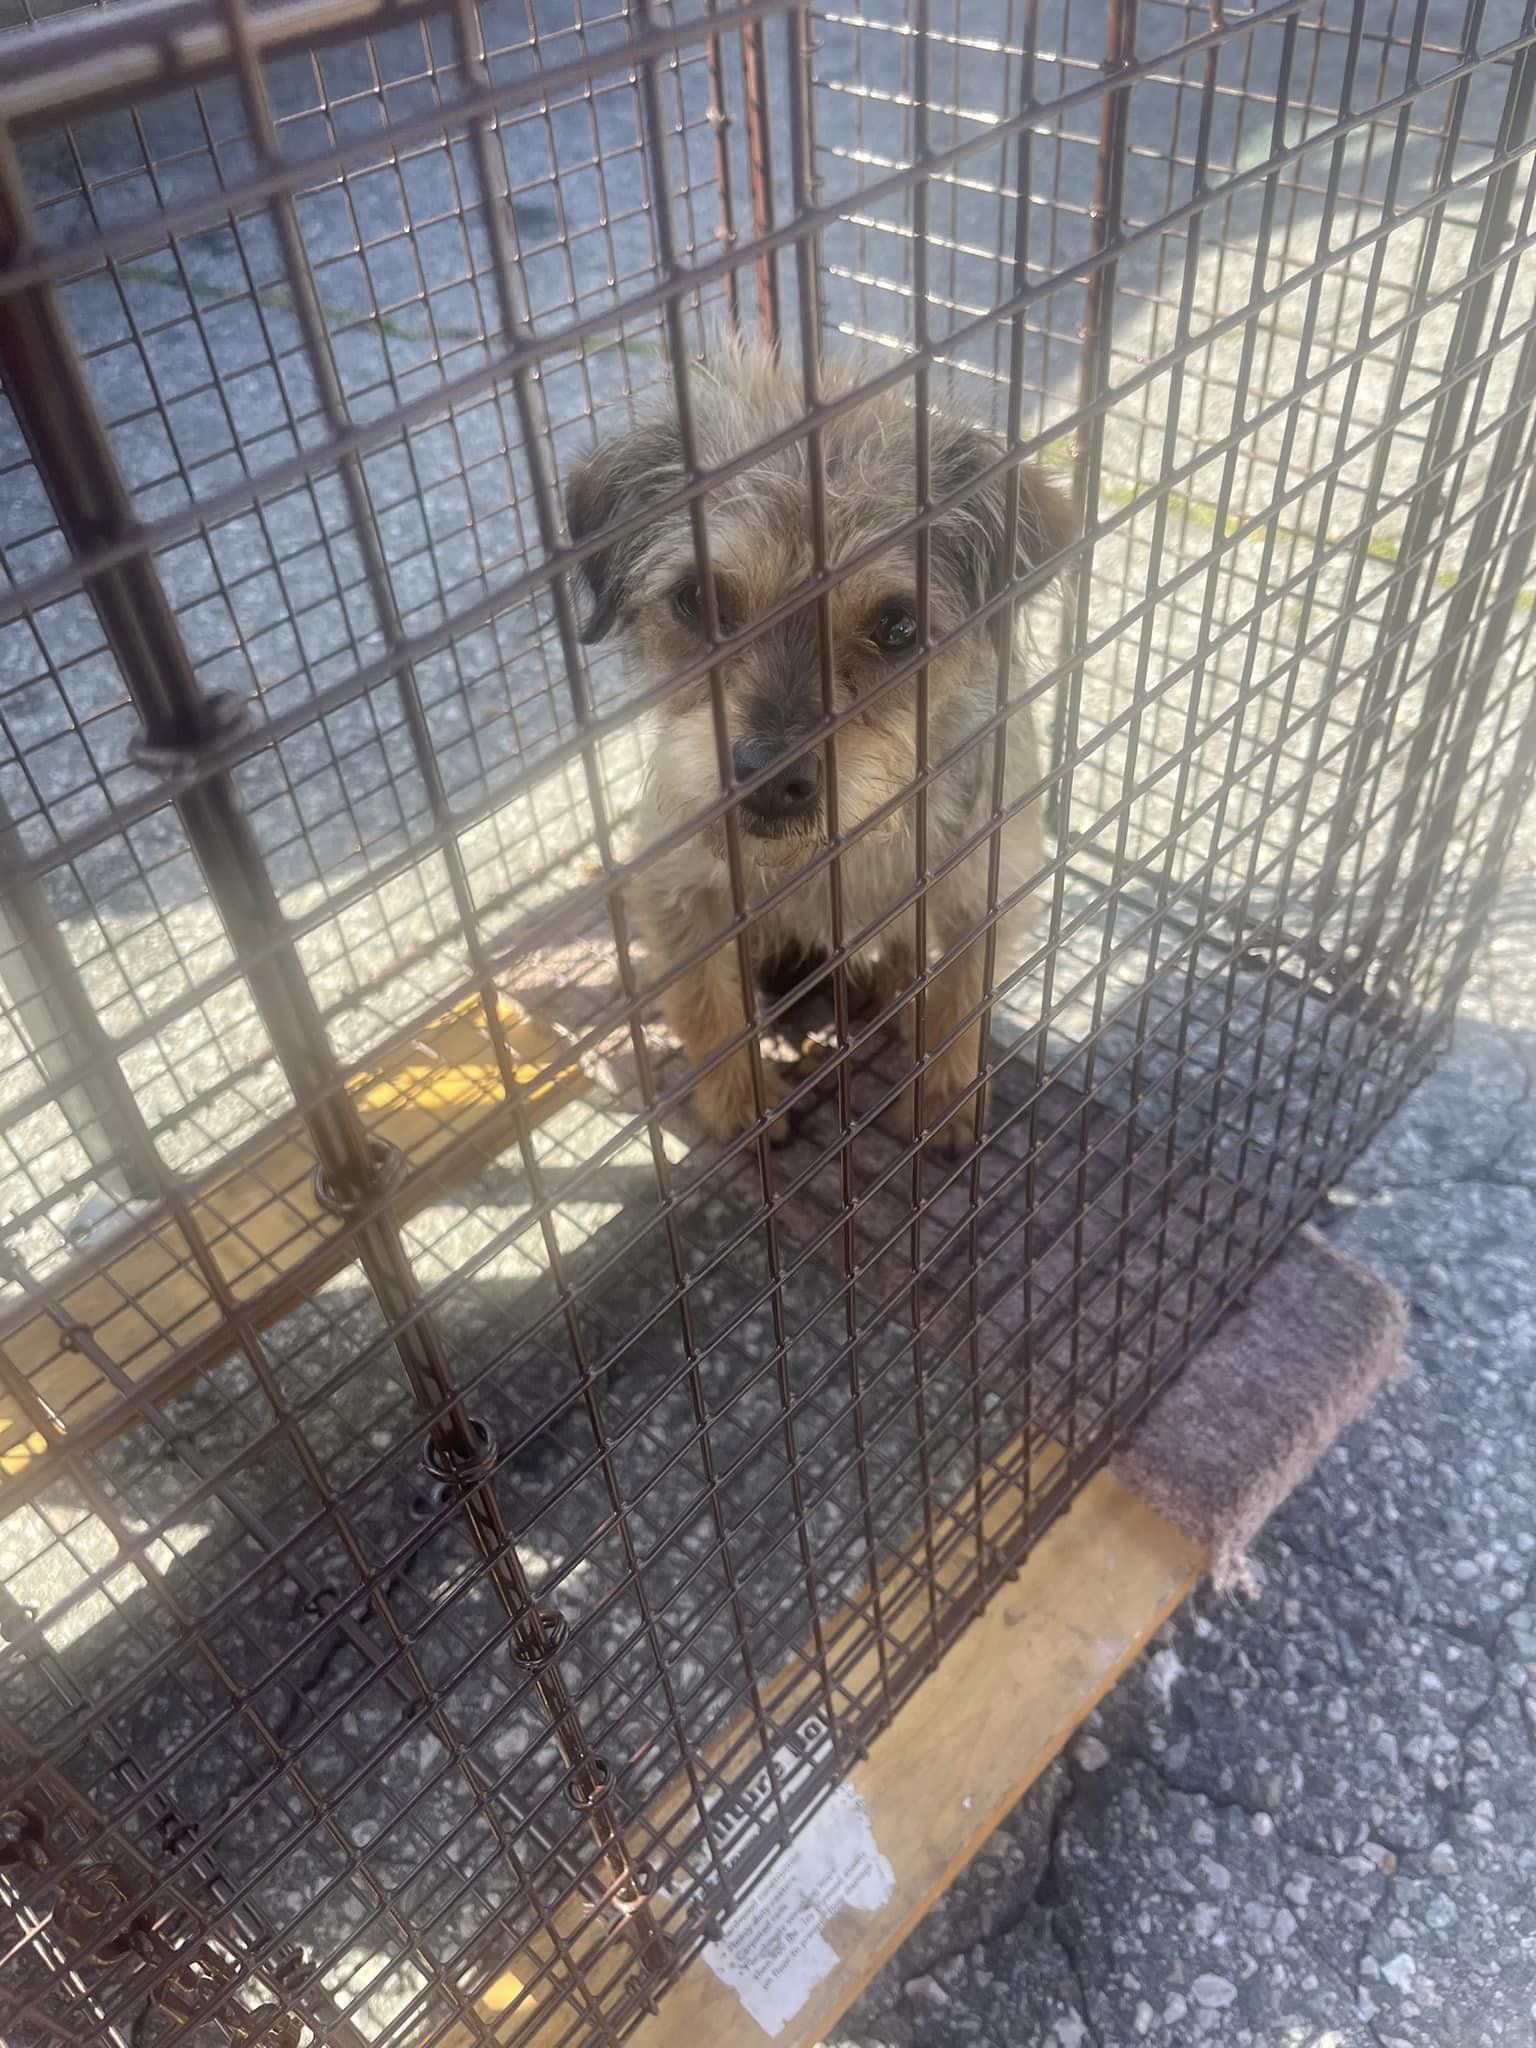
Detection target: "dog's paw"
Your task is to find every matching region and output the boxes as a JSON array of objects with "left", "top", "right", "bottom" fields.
[
  {"left": 695, "top": 1052, "right": 790, "bottom": 1146},
  {"left": 881, "top": 1082, "right": 983, "bottom": 1158},
  {"left": 924, "top": 1102, "right": 984, "bottom": 1157}
]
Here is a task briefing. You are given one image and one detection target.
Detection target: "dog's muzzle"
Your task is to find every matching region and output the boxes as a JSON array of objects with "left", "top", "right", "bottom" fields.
[{"left": 731, "top": 735, "right": 823, "bottom": 836}]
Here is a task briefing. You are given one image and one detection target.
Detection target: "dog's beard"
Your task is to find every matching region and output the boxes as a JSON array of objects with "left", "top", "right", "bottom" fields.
[
  {"left": 706, "top": 806, "right": 822, "bottom": 869},
  {"left": 824, "top": 748, "right": 916, "bottom": 850},
  {"left": 739, "top": 805, "right": 823, "bottom": 844}
]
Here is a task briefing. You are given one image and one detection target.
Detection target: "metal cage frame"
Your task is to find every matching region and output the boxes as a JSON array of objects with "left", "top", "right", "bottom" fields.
[{"left": 1, "top": 0, "right": 1535, "bottom": 2043}]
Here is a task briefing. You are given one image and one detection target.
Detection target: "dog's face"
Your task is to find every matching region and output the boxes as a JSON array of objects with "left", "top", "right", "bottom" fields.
[{"left": 566, "top": 353, "right": 1073, "bottom": 858}]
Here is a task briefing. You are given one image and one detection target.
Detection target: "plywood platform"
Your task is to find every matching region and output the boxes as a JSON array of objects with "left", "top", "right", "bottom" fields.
[
  {"left": 420, "top": 1208, "right": 1404, "bottom": 2048},
  {"left": 429, "top": 1450, "right": 1203, "bottom": 2048},
  {"left": 0, "top": 995, "right": 584, "bottom": 1478},
  {"left": 626, "top": 1467, "right": 1202, "bottom": 2048}
]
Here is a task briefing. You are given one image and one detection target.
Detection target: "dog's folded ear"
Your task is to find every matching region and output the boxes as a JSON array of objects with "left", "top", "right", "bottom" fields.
[
  {"left": 929, "top": 421, "right": 1078, "bottom": 632},
  {"left": 564, "top": 421, "right": 686, "bottom": 642}
]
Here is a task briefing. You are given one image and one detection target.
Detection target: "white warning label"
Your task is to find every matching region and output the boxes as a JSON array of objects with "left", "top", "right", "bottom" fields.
[{"left": 699, "top": 1779, "right": 894, "bottom": 2036}]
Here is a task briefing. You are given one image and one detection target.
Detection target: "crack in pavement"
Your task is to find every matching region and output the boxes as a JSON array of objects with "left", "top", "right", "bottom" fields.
[
  {"left": 1069, "top": 1747, "right": 1394, "bottom": 2047},
  {"left": 1342, "top": 1173, "right": 1536, "bottom": 1197},
  {"left": 1039, "top": 1770, "right": 1106, "bottom": 2048}
]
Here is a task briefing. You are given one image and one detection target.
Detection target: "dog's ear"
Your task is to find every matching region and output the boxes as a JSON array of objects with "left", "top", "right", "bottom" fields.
[
  {"left": 929, "top": 421, "right": 1077, "bottom": 629},
  {"left": 564, "top": 421, "right": 686, "bottom": 642}
]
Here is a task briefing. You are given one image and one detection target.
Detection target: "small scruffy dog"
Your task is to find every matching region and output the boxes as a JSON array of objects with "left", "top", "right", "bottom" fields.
[{"left": 566, "top": 350, "right": 1074, "bottom": 1148}]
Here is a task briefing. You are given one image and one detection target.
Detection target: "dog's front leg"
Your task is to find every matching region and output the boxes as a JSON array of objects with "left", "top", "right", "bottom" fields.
[{"left": 654, "top": 922, "right": 786, "bottom": 1143}]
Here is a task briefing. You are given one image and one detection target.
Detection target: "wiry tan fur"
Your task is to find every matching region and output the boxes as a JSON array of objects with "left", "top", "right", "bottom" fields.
[{"left": 566, "top": 348, "right": 1075, "bottom": 1148}]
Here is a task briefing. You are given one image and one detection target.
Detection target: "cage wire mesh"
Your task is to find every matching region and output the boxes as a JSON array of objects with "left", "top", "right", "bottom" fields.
[{"left": 0, "top": 0, "right": 1534, "bottom": 2042}]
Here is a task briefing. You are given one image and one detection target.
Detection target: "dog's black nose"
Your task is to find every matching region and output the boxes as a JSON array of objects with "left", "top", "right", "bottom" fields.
[{"left": 732, "top": 736, "right": 823, "bottom": 825}]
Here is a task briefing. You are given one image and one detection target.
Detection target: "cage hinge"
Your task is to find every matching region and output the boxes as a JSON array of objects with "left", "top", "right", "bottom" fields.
[
  {"left": 511, "top": 1607, "right": 570, "bottom": 1671},
  {"left": 310, "top": 1133, "right": 404, "bottom": 1219},
  {"left": 421, "top": 1416, "right": 497, "bottom": 1493},
  {"left": 126, "top": 688, "right": 251, "bottom": 777},
  {"left": 566, "top": 1755, "right": 612, "bottom": 1810}
]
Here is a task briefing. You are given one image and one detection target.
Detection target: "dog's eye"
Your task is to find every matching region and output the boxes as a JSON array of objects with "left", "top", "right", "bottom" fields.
[
  {"left": 872, "top": 601, "right": 918, "bottom": 651},
  {"left": 671, "top": 578, "right": 734, "bottom": 631}
]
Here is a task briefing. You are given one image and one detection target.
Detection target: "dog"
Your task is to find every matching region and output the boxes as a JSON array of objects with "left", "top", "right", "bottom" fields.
[{"left": 565, "top": 348, "right": 1074, "bottom": 1149}]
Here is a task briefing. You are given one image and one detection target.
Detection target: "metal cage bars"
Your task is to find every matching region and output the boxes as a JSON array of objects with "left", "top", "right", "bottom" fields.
[{"left": 1, "top": 3, "right": 1536, "bottom": 2047}]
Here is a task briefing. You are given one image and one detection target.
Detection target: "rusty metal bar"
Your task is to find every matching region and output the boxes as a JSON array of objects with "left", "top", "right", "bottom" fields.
[
  {"left": 0, "top": 66, "right": 666, "bottom": 2024},
  {"left": 0, "top": 2, "right": 1533, "bottom": 2043}
]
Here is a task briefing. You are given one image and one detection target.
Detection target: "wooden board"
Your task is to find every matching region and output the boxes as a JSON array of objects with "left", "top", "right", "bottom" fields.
[
  {"left": 0, "top": 996, "right": 584, "bottom": 1478},
  {"left": 440, "top": 1455, "right": 1203, "bottom": 2048},
  {"left": 625, "top": 1469, "right": 1202, "bottom": 2048}
]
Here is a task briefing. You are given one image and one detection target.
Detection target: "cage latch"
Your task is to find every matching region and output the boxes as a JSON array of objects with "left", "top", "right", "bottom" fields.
[
  {"left": 1, "top": 1797, "right": 310, "bottom": 2045},
  {"left": 0, "top": 1801, "right": 49, "bottom": 1872}
]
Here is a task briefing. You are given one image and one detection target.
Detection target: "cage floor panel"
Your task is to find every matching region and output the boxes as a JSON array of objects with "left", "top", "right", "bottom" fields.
[{"left": 0, "top": 995, "right": 1285, "bottom": 2048}]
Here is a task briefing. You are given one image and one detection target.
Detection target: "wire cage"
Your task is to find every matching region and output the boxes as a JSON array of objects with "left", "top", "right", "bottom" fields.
[{"left": 1, "top": 0, "right": 1534, "bottom": 2042}]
